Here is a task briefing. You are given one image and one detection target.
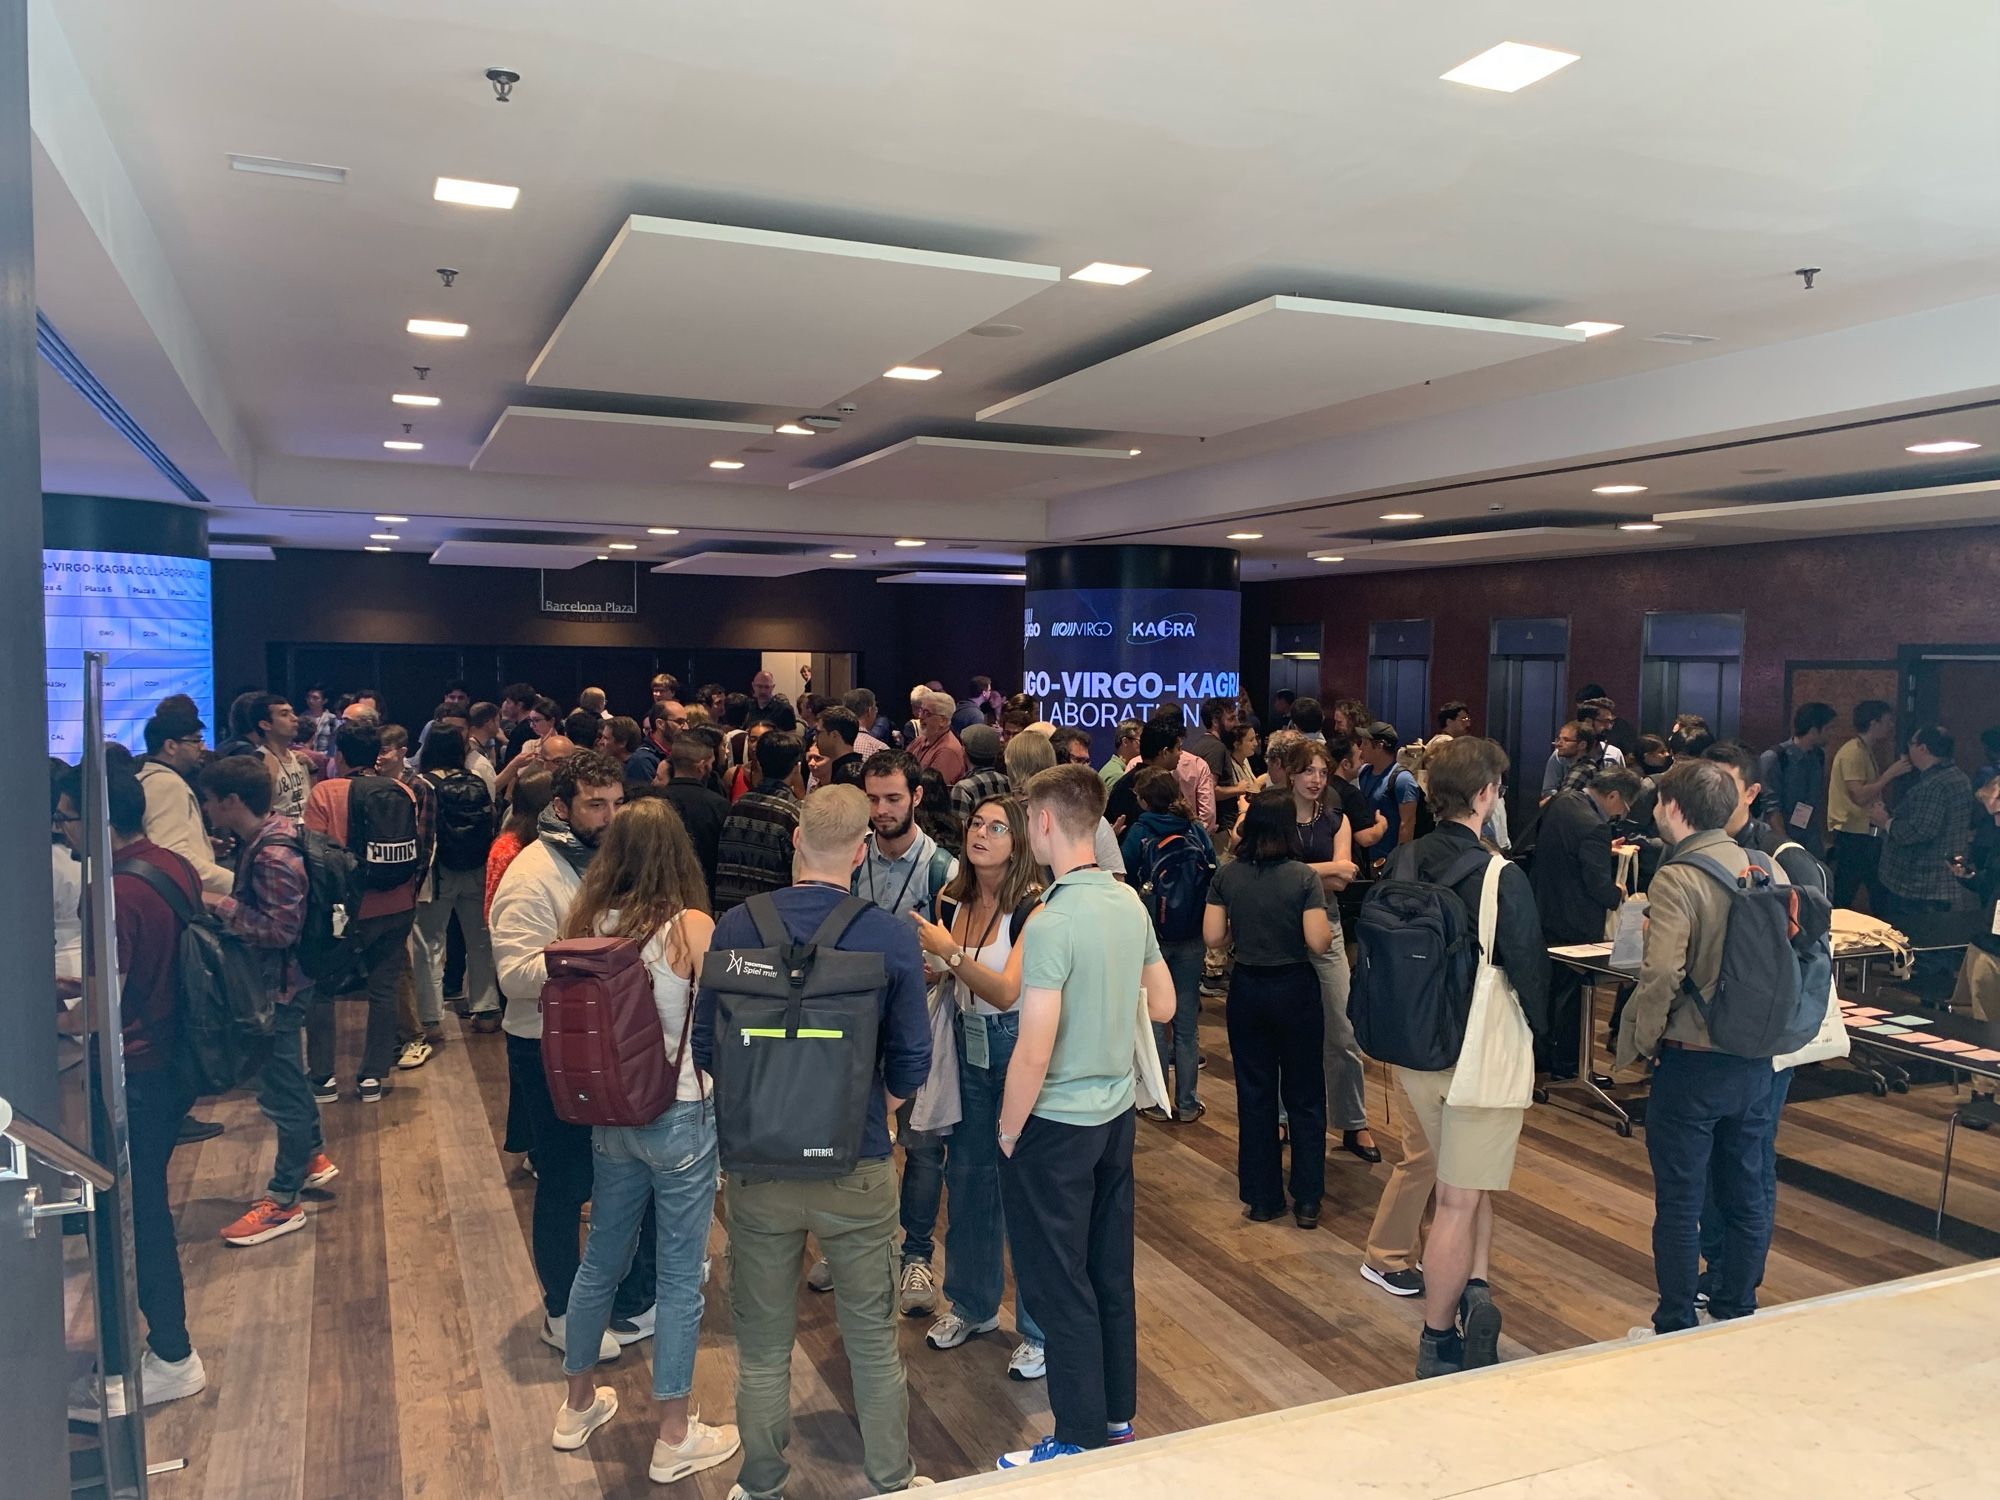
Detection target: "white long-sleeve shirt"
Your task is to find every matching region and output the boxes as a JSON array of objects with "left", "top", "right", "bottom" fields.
[
  {"left": 136, "top": 761, "right": 233, "bottom": 896},
  {"left": 488, "top": 838, "right": 580, "bottom": 1040}
]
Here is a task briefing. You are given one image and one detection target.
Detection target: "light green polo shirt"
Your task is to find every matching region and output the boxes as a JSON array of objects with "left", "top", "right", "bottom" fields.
[{"left": 1020, "top": 866, "right": 1160, "bottom": 1126}]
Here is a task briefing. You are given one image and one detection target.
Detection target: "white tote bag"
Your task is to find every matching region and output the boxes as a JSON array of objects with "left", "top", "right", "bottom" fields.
[
  {"left": 1132, "top": 984, "right": 1172, "bottom": 1113},
  {"left": 1445, "top": 856, "right": 1537, "bottom": 1110}
]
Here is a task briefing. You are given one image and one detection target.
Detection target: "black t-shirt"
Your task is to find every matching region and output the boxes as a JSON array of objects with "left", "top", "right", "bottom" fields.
[
  {"left": 1208, "top": 858, "right": 1325, "bottom": 966},
  {"left": 660, "top": 778, "right": 731, "bottom": 904},
  {"left": 1295, "top": 808, "right": 1343, "bottom": 863},
  {"left": 503, "top": 719, "right": 536, "bottom": 767},
  {"left": 1106, "top": 767, "right": 1144, "bottom": 828},
  {"left": 1330, "top": 775, "right": 1376, "bottom": 842}
]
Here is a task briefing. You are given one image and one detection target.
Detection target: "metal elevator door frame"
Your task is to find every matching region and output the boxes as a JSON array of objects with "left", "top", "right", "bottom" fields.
[{"left": 1488, "top": 617, "right": 1569, "bottom": 825}]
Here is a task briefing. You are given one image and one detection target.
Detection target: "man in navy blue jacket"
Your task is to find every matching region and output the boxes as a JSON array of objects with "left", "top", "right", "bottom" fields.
[{"left": 694, "top": 782, "right": 932, "bottom": 1500}]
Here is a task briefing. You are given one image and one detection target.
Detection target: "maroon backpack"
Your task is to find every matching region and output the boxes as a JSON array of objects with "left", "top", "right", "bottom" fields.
[{"left": 539, "top": 935, "right": 687, "bottom": 1127}]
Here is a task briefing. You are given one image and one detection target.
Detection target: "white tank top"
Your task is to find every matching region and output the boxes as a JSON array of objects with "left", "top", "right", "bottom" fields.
[
  {"left": 946, "top": 896, "right": 1024, "bottom": 1019},
  {"left": 602, "top": 909, "right": 709, "bottom": 1102}
]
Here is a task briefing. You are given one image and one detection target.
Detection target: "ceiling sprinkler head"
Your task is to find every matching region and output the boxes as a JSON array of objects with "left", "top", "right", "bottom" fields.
[
  {"left": 413, "top": 366, "right": 430, "bottom": 380},
  {"left": 401, "top": 422, "right": 413, "bottom": 435},
  {"left": 486, "top": 68, "right": 520, "bottom": 103},
  {"left": 437, "top": 268, "right": 459, "bottom": 289},
  {"left": 1795, "top": 266, "right": 1821, "bottom": 290}
]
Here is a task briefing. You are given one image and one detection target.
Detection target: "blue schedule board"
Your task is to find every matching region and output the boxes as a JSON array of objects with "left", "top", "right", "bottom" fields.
[
  {"left": 45, "top": 548, "right": 213, "bottom": 758},
  {"left": 1022, "top": 586, "right": 1240, "bottom": 732}
]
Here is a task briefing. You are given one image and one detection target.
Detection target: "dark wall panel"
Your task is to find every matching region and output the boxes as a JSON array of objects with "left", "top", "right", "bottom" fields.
[
  {"left": 1242, "top": 524, "right": 2000, "bottom": 752},
  {"left": 213, "top": 549, "right": 1026, "bottom": 713}
]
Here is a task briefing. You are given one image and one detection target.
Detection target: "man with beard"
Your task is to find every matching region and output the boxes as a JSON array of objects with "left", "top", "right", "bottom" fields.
[{"left": 490, "top": 750, "right": 657, "bottom": 1360}]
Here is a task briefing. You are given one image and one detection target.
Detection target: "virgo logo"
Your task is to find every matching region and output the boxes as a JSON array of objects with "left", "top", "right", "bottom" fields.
[{"left": 1127, "top": 612, "right": 1197, "bottom": 644}]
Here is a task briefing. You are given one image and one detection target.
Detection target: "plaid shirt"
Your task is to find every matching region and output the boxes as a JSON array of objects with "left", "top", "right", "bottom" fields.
[
  {"left": 950, "top": 766, "right": 1012, "bottom": 827},
  {"left": 714, "top": 782, "right": 800, "bottom": 913},
  {"left": 215, "top": 813, "right": 309, "bottom": 1004},
  {"left": 1880, "top": 763, "right": 1975, "bottom": 905}
]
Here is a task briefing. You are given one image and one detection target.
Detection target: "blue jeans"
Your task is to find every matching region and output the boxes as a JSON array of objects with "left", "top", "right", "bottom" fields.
[
  {"left": 942, "top": 1010, "right": 1043, "bottom": 1343},
  {"left": 1152, "top": 938, "right": 1205, "bottom": 1116},
  {"left": 259, "top": 992, "right": 325, "bottom": 1206},
  {"left": 1699, "top": 1067, "right": 1793, "bottom": 1292},
  {"left": 564, "top": 1099, "right": 718, "bottom": 1399},
  {"left": 897, "top": 1104, "right": 946, "bottom": 1266},
  {"left": 1645, "top": 1048, "right": 1782, "bottom": 1333}
]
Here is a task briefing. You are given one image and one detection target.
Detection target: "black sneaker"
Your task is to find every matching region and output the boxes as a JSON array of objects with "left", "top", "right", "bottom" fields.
[
  {"left": 357, "top": 1077, "right": 385, "bottom": 1103},
  {"left": 311, "top": 1076, "right": 337, "bottom": 1105},
  {"left": 1459, "top": 1284, "right": 1502, "bottom": 1369},
  {"left": 1360, "top": 1264, "right": 1425, "bottom": 1298},
  {"left": 1415, "top": 1329, "right": 1464, "bottom": 1380}
]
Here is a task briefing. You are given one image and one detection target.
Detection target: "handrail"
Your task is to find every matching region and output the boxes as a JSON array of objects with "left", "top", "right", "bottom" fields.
[{"left": 0, "top": 1095, "right": 115, "bottom": 1190}]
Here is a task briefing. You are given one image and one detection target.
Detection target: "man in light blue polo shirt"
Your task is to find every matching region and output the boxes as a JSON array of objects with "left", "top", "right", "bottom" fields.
[{"left": 995, "top": 765, "right": 1175, "bottom": 1470}]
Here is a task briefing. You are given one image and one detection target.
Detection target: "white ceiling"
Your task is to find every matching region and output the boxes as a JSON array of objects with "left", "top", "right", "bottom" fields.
[
  {"left": 27, "top": 0, "right": 2000, "bottom": 580},
  {"left": 790, "top": 436, "right": 1134, "bottom": 502},
  {"left": 472, "top": 406, "right": 780, "bottom": 480}
]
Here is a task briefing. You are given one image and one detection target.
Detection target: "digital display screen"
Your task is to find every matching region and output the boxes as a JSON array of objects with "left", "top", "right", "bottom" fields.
[
  {"left": 45, "top": 547, "right": 213, "bottom": 757},
  {"left": 1021, "top": 585, "right": 1241, "bottom": 731}
]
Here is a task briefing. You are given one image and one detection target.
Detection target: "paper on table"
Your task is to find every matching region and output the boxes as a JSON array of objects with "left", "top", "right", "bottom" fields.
[
  {"left": 1918, "top": 1038, "right": 1978, "bottom": 1053},
  {"left": 1549, "top": 942, "right": 1616, "bottom": 959},
  {"left": 1882, "top": 1014, "right": 1934, "bottom": 1026},
  {"left": 1963, "top": 1048, "right": 2000, "bottom": 1062},
  {"left": 1846, "top": 1007, "right": 1890, "bottom": 1018},
  {"left": 1861, "top": 1024, "right": 1914, "bottom": 1035}
]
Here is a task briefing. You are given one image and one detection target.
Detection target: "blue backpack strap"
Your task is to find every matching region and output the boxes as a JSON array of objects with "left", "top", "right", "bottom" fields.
[{"left": 923, "top": 844, "right": 954, "bottom": 916}]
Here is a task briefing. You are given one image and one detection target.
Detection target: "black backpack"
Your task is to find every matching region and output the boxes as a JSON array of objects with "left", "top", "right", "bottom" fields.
[
  {"left": 700, "top": 893, "right": 886, "bottom": 1179},
  {"left": 429, "top": 768, "right": 495, "bottom": 872},
  {"left": 1669, "top": 847, "right": 1831, "bottom": 1058},
  {"left": 1135, "top": 824, "right": 1215, "bottom": 943},
  {"left": 115, "top": 857, "right": 275, "bottom": 1095},
  {"left": 347, "top": 775, "right": 424, "bottom": 891},
  {"left": 1347, "top": 845, "right": 1492, "bottom": 1072},
  {"left": 256, "top": 828, "right": 368, "bottom": 994}
]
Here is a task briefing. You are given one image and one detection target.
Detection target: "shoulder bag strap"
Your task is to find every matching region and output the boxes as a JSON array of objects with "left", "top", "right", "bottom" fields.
[
  {"left": 114, "top": 856, "right": 198, "bottom": 926},
  {"left": 808, "top": 893, "right": 873, "bottom": 948},
  {"left": 1475, "top": 854, "right": 1505, "bottom": 966},
  {"left": 743, "top": 892, "right": 792, "bottom": 950}
]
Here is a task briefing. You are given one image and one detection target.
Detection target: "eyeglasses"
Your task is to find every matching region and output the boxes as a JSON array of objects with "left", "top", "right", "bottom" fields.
[
  {"left": 966, "top": 816, "right": 1011, "bottom": 837},
  {"left": 174, "top": 735, "right": 205, "bottom": 749},
  {"left": 53, "top": 811, "right": 81, "bottom": 824}
]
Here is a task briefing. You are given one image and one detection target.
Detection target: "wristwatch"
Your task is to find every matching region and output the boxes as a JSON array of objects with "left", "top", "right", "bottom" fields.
[
  {"left": 998, "top": 1129, "right": 1021, "bottom": 1148},
  {"left": 946, "top": 948, "right": 965, "bottom": 970}
]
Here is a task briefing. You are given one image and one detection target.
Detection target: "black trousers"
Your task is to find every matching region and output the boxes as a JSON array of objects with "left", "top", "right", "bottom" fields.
[
  {"left": 1226, "top": 961, "right": 1325, "bottom": 1212},
  {"left": 1000, "top": 1109, "right": 1137, "bottom": 1449},
  {"left": 95, "top": 1068, "right": 196, "bottom": 1371},
  {"left": 1539, "top": 963, "right": 1585, "bottom": 1076},
  {"left": 505, "top": 1033, "right": 656, "bottom": 1319},
  {"left": 1832, "top": 831, "right": 1881, "bottom": 911}
]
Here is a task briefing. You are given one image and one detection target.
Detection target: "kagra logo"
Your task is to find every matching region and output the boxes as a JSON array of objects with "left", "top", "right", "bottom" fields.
[{"left": 1127, "top": 612, "right": 1197, "bottom": 645}]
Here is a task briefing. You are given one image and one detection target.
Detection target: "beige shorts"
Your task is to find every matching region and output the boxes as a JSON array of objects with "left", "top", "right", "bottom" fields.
[
  {"left": 1952, "top": 946, "right": 2000, "bottom": 1023},
  {"left": 1396, "top": 1066, "right": 1526, "bottom": 1192}
]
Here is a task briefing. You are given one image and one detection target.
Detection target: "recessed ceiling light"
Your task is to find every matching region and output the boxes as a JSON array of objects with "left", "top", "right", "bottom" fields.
[
  {"left": 1380, "top": 511, "right": 1424, "bottom": 521},
  {"left": 363, "top": 544, "right": 392, "bottom": 553},
  {"left": 383, "top": 440, "right": 424, "bottom": 451},
  {"left": 1592, "top": 484, "right": 1648, "bottom": 495},
  {"left": 406, "top": 318, "right": 467, "bottom": 338},
  {"left": 1069, "top": 262, "right": 1152, "bottom": 286},
  {"left": 368, "top": 532, "right": 400, "bottom": 541},
  {"left": 392, "top": 393, "right": 440, "bottom": 407},
  {"left": 433, "top": 176, "right": 520, "bottom": 209},
  {"left": 774, "top": 423, "right": 816, "bottom": 436},
  {"left": 1312, "top": 554, "right": 1345, "bottom": 563},
  {"left": 1128, "top": 449, "right": 1142, "bottom": 457},
  {"left": 374, "top": 514, "right": 409, "bottom": 524},
  {"left": 1619, "top": 522, "right": 1664, "bottom": 533},
  {"left": 607, "top": 542, "right": 638, "bottom": 551},
  {"left": 227, "top": 153, "right": 347, "bottom": 185},
  {"left": 1905, "top": 440, "right": 1981, "bottom": 454},
  {"left": 708, "top": 459, "right": 745, "bottom": 470},
  {"left": 829, "top": 551, "right": 858, "bottom": 560},
  {"left": 894, "top": 538, "right": 926, "bottom": 548},
  {"left": 1226, "top": 532, "right": 1264, "bottom": 541},
  {"left": 884, "top": 366, "right": 942, "bottom": 381},
  {"left": 1440, "top": 41, "right": 1580, "bottom": 93},
  {"left": 1565, "top": 321, "right": 1624, "bottom": 338},
  {"left": 646, "top": 527, "right": 680, "bottom": 536},
  {"left": 595, "top": 554, "right": 609, "bottom": 561}
]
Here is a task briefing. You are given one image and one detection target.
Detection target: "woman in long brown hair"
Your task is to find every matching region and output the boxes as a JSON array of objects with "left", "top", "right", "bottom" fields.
[
  {"left": 549, "top": 799, "right": 738, "bottom": 1484},
  {"left": 909, "top": 794, "right": 1048, "bottom": 1377}
]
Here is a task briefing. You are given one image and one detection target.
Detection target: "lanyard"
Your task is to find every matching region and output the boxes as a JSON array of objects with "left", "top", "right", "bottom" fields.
[{"left": 869, "top": 840, "right": 926, "bottom": 915}]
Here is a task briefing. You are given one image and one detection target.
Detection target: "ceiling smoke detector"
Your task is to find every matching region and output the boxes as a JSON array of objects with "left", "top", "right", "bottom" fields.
[{"left": 800, "top": 414, "right": 843, "bottom": 430}]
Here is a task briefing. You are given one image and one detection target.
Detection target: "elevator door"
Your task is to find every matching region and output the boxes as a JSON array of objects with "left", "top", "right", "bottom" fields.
[
  {"left": 1641, "top": 611, "right": 1743, "bottom": 741},
  {"left": 1367, "top": 619, "right": 1432, "bottom": 745},
  {"left": 1488, "top": 617, "right": 1569, "bottom": 824}
]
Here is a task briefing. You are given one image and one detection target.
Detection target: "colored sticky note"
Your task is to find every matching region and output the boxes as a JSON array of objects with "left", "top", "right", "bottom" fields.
[
  {"left": 1882, "top": 1015, "right": 1935, "bottom": 1027},
  {"left": 1918, "top": 1038, "right": 1978, "bottom": 1053},
  {"left": 1846, "top": 1007, "right": 1890, "bottom": 1018},
  {"left": 1861, "top": 1024, "right": 1914, "bottom": 1035}
]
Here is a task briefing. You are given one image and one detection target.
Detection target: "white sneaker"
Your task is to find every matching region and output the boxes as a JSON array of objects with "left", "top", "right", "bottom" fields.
[
  {"left": 397, "top": 1039, "right": 433, "bottom": 1070},
  {"left": 551, "top": 1386, "right": 618, "bottom": 1450},
  {"left": 898, "top": 1260, "right": 938, "bottom": 1316},
  {"left": 542, "top": 1313, "right": 619, "bottom": 1364},
  {"left": 610, "top": 1305, "right": 656, "bottom": 1345},
  {"left": 67, "top": 1348, "right": 207, "bottom": 1422},
  {"left": 649, "top": 1416, "right": 741, "bottom": 1483},
  {"left": 926, "top": 1311, "right": 999, "bottom": 1349},
  {"left": 1007, "top": 1340, "right": 1047, "bottom": 1381},
  {"left": 805, "top": 1257, "right": 833, "bottom": 1292}
]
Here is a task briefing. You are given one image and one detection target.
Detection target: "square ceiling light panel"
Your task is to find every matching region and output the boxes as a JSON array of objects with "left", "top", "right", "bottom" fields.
[
  {"left": 978, "top": 295, "right": 1585, "bottom": 437},
  {"left": 428, "top": 539, "right": 605, "bottom": 569},
  {"left": 527, "top": 216, "right": 1059, "bottom": 407},
  {"left": 789, "top": 436, "right": 1135, "bottom": 501},
  {"left": 652, "top": 551, "right": 830, "bottom": 578},
  {"left": 472, "top": 407, "right": 779, "bottom": 480}
]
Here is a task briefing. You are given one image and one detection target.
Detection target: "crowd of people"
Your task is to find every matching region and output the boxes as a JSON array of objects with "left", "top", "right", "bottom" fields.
[{"left": 50, "top": 666, "right": 2000, "bottom": 1492}]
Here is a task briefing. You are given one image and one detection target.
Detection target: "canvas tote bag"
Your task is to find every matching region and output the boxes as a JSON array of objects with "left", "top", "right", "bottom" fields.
[{"left": 1445, "top": 855, "right": 1536, "bottom": 1110}]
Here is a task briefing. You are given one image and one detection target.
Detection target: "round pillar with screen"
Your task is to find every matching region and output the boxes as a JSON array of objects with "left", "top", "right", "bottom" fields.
[
  {"left": 43, "top": 493, "right": 212, "bottom": 757},
  {"left": 1021, "top": 544, "right": 1240, "bottom": 732}
]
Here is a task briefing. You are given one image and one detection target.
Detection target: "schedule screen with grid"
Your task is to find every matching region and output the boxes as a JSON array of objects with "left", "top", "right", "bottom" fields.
[{"left": 45, "top": 547, "right": 213, "bottom": 757}]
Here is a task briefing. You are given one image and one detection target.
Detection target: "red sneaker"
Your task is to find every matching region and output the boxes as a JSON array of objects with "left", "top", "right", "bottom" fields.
[
  {"left": 221, "top": 1198, "right": 305, "bottom": 1247},
  {"left": 302, "top": 1153, "right": 339, "bottom": 1190}
]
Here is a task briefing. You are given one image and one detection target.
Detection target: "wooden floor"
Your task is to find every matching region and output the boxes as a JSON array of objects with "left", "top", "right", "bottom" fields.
[{"left": 81, "top": 987, "right": 2000, "bottom": 1500}]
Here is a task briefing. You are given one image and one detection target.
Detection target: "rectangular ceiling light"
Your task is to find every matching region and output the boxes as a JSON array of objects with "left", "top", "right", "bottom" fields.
[
  {"left": 227, "top": 153, "right": 347, "bottom": 184},
  {"left": 407, "top": 318, "right": 468, "bottom": 338},
  {"left": 1440, "top": 42, "right": 1579, "bottom": 93},
  {"left": 884, "top": 366, "right": 942, "bottom": 381},
  {"left": 392, "top": 392, "right": 440, "bottom": 406},
  {"left": 434, "top": 176, "right": 520, "bottom": 209},
  {"left": 1565, "top": 321, "right": 1623, "bottom": 338},
  {"left": 1069, "top": 262, "right": 1152, "bottom": 286}
]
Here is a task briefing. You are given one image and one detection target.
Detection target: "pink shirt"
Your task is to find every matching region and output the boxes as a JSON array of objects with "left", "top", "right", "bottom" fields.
[
  {"left": 913, "top": 729, "right": 968, "bottom": 785},
  {"left": 1176, "top": 750, "right": 1217, "bottom": 833}
]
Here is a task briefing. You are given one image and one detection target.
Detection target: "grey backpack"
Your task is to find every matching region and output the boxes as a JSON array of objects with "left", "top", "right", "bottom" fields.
[
  {"left": 1669, "top": 847, "right": 1830, "bottom": 1058},
  {"left": 701, "top": 894, "right": 885, "bottom": 1178}
]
